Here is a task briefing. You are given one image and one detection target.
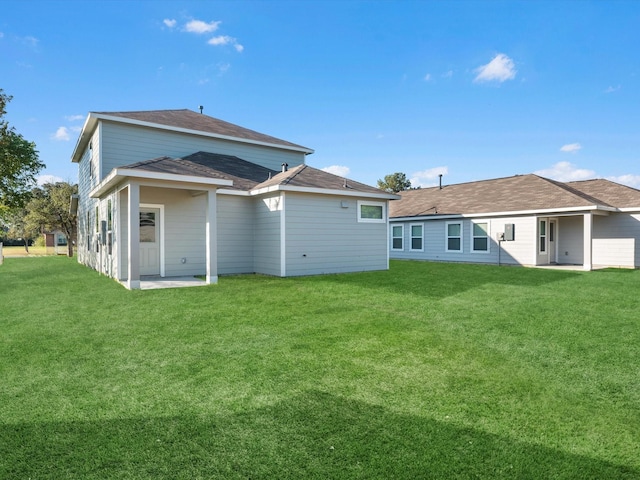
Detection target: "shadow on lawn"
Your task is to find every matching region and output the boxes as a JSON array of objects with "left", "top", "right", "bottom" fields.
[
  {"left": 2, "top": 391, "right": 635, "bottom": 479},
  {"left": 319, "top": 261, "right": 580, "bottom": 300}
]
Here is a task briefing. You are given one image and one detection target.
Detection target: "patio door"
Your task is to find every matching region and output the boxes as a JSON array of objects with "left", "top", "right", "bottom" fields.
[
  {"left": 549, "top": 220, "right": 557, "bottom": 263},
  {"left": 140, "top": 207, "right": 160, "bottom": 275}
]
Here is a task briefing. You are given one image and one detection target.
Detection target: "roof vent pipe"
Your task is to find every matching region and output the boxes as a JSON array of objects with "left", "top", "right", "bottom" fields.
[
  {"left": 282, "top": 163, "right": 288, "bottom": 172},
  {"left": 439, "top": 173, "right": 443, "bottom": 189},
  {"left": 199, "top": 105, "right": 204, "bottom": 114}
]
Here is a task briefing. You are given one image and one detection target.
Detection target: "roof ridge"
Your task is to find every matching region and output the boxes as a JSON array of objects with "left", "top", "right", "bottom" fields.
[{"left": 538, "top": 175, "right": 614, "bottom": 207}]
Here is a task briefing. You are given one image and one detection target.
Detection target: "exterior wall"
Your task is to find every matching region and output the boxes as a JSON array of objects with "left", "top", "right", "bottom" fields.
[
  {"left": 556, "top": 216, "right": 584, "bottom": 265},
  {"left": 390, "top": 216, "right": 536, "bottom": 266},
  {"left": 140, "top": 186, "right": 207, "bottom": 277},
  {"left": 76, "top": 129, "right": 101, "bottom": 270},
  {"left": 100, "top": 121, "right": 306, "bottom": 177},
  {"left": 592, "top": 212, "right": 640, "bottom": 268},
  {"left": 217, "top": 194, "right": 255, "bottom": 274},
  {"left": 284, "top": 194, "right": 389, "bottom": 276},
  {"left": 253, "top": 192, "right": 283, "bottom": 276}
]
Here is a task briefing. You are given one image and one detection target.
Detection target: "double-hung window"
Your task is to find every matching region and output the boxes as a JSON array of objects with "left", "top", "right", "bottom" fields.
[
  {"left": 391, "top": 225, "right": 404, "bottom": 250},
  {"left": 471, "top": 221, "right": 489, "bottom": 252},
  {"left": 446, "top": 221, "right": 463, "bottom": 252},
  {"left": 410, "top": 223, "right": 424, "bottom": 251}
]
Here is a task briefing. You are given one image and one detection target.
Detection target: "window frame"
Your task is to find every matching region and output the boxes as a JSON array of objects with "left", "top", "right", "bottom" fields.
[
  {"left": 391, "top": 224, "right": 404, "bottom": 251},
  {"left": 445, "top": 220, "right": 463, "bottom": 252},
  {"left": 539, "top": 219, "right": 547, "bottom": 253},
  {"left": 471, "top": 220, "right": 490, "bottom": 253},
  {"left": 357, "top": 200, "right": 386, "bottom": 223},
  {"left": 410, "top": 223, "right": 424, "bottom": 252}
]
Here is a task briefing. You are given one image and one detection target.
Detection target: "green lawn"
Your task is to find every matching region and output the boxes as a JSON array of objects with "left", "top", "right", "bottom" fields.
[{"left": 1, "top": 257, "right": 638, "bottom": 479}]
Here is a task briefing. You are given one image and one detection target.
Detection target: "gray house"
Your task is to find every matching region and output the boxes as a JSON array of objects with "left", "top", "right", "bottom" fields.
[
  {"left": 389, "top": 174, "right": 640, "bottom": 269},
  {"left": 71, "top": 109, "right": 397, "bottom": 289}
]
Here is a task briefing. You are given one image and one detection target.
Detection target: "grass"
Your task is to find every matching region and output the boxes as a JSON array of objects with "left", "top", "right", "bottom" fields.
[
  {"left": 1, "top": 245, "right": 59, "bottom": 256},
  {"left": 1, "top": 257, "right": 639, "bottom": 479}
]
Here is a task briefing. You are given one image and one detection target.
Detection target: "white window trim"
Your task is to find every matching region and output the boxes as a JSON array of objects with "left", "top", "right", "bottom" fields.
[
  {"left": 445, "top": 220, "right": 463, "bottom": 252},
  {"left": 471, "top": 220, "right": 490, "bottom": 253},
  {"left": 391, "top": 224, "right": 404, "bottom": 251},
  {"left": 357, "top": 200, "right": 386, "bottom": 223},
  {"left": 410, "top": 223, "right": 424, "bottom": 252}
]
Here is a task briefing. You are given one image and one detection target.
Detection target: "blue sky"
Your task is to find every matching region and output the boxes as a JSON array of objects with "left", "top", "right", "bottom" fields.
[{"left": 2, "top": 0, "right": 640, "bottom": 189}]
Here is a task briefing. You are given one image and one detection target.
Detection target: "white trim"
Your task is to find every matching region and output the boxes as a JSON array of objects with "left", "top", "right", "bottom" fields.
[
  {"left": 251, "top": 184, "right": 399, "bottom": 200},
  {"left": 445, "top": 220, "right": 463, "bottom": 252},
  {"left": 391, "top": 224, "right": 404, "bottom": 251},
  {"left": 141, "top": 203, "right": 165, "bottom": 277},
  {"left": 470, "top": 220, "right": 490, "bottom": 253},
  {"left": 409, "top": 223, "right": 424, "bottom": 252},
  {"left": 357, "top": 200, "right": 387, "bottom": 223},
  {"left": 280, "top": 192, "right": 286, "bottom": 277}
]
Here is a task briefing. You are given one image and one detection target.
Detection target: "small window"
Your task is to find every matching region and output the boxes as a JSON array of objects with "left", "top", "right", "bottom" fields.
[
  {"left": 357, "top": 201, "right": 386, "bottom": 223},
  {"left": 391, "top": 225, "right": 404, "bottom": 251},
  {"left": 107, "top": 199, "right": 112, "bottom": 231},
  {"left": 471, "top": 221, "right": 489, "bottom": 252},
  {"left": 539, "top": 220, "right": 547, "bottom": 253},
  {"left": 410, "top": 223, "right": 423, "bottom": 251},
  {"left": 446, "top": 221, "right": 463, "bottom": 252},
  {"left": 140, "top": 212, "right": 156, "bottom": 243}
]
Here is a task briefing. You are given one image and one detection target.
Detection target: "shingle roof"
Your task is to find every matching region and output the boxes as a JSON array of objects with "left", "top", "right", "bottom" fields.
[
  {"left": 389, "top": 174, "right": 640, "bottom": 218},
  {"left": 121, "top": 152, "right": 389, "bottom": 196},
  {"left": 94, "top": 109, "right": 312, "bottom": 152}
]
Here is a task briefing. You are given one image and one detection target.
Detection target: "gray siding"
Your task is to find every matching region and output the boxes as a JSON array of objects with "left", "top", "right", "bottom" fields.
[
  {"left": 100, "top": 121, "right": 305, "bottom": 178},
  {"left": 217, "top": 194, "right": 255, "bottom": 274},
  {"left": 592, "top": 213, "right": 640, "bottom": 268},
  {"left": 390, "top": 216, "right": 536, "bottom": 266},
  {"left": 254, "top": 193, "right": 282, "bottom": 276},
  {"left": 556, "top": 216, "right": 584, "bottom": 265},
  {"left": 284, "top": 194, "right": 389, "bottom": 276}
]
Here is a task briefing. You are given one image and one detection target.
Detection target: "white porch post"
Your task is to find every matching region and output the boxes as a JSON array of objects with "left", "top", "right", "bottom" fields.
[
  {"left": 205, "top": 188, "right": 218, "bottom": 284},
  {"left": 127, "top": 182, "right": 141, "bottom": 289},
  {"left": 583, "top": 212, "right": 592, "bottom": 271}
]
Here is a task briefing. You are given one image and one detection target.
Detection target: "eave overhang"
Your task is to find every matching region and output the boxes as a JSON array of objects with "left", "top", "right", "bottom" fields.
[{"left": 249, "top": 184, "right": 400, "bottom": 200}]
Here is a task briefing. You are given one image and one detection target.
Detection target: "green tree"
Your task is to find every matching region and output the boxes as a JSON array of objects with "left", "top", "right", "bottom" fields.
[
  {"left": 0, "top": 89, "right": 44, "bottom": 211},
  {"left": 24, "top": 182, "right": 78, "bottom": 257},
  {"left": 377, "top": 172, "right": 412, "bottom": 193}
]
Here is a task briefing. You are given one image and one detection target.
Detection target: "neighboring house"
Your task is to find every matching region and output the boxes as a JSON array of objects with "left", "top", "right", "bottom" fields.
[
  {"left": 71, "top": 109, "right": 397, "bottom": 289},
  {"left": 389, "top": 174, "right": 640, "bottom": 270},
  {"left": 43, "top": 230, "right": 67, "bottom": 255}
]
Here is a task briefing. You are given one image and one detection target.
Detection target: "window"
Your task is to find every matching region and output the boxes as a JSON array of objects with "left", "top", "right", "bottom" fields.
[
  {"left": 95, "top": 206, "right": 99, "bottom": 232},
  {"left": 107, "top": 199, "right": 112, "bottom": 231},
  {"left": 357, "top": 201, "right": 386, "bottom": 223},
  {"left": 86, "top": 210, "right": 90, "bottom": 251},
  {"left": 446, "top": 221, "right": 463, "bottom": 252},
  {"left": 391, "top": 225, "right": 404, "bottom": 251},
  {"left": 140, "top": 212, "right": 156, "bottom": 243},
  {"left": 410, "top": 223, "right": 424, "bottom": 251},
  {"left": 471, "top": 221, "right": 489, "bottom": 252},
  {"left": 539, "top": 220, "right": 547, "bottom": 253}
]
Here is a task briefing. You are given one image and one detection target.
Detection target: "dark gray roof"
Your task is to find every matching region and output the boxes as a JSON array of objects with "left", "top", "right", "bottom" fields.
[
  {"left": 94, "top": 109, "right": 312, "bottom": 152},
  {"left": 390, "top": 174, "right": 640, "bottom": 218},
  {"left": 121, "top": 152, "right": 389, "bottom": 196}
]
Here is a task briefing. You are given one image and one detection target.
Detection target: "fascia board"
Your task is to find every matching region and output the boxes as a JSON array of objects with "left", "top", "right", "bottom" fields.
[
  {"left": 249, "top": 184, "right": 399, "bottom": 200},
  {"left": 89, "top": 168, "right": 233, "bottom": 198},
  {"left": 89, "top": 113, "right": 315, "bottom": 155}
]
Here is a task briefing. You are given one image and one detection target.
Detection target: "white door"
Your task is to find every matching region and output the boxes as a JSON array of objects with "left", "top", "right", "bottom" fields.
[
  {"left": 549, "top": 220, "right": 557, "bottom": 263},
  {"left": 140, "top": 208, "right": 160, "bottom": 275}
]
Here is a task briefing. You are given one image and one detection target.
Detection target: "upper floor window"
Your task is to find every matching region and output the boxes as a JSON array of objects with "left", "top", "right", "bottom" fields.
[
  {"left": 446, "top": 221, "right": 463, "bottom": 252},
  {"left": 391, "top": 225, "right": 404, "bottom": 250},
  {"left": 357, "top": 201, "right": 386, "bottom": 223},
  {"left": 471, "top": 221, "right": 489, "bottom": 252},
  {"left": 410, "top": 223, "right": 424, "bottom": 251}
]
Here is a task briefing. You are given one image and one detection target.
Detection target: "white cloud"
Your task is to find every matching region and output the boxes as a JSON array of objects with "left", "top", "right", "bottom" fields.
[
  {"left": 534, "top": 161, "right": 595, "bottom": 182},
  {"left": 321, "top": 165, "right": 351, "bottom": 177},
  {"left": 605, "top": 85, "right": 621, "bottom": 93},
  {"left": 606, "top": 174, "right": 640, "bottom": 189},
  {"left": 474, "top": 53, "right": 516, "bottom": 83},
  {"left": 560, "top": 143, "right": 582, "bottom": 153},
  {"left": 424, "top": 73, "right": 432, "bottom": 81},
  {"left": 163, "top": 18, "right": 177, "bottom": 28},
  {"left": 185, "top": 19, "right": 221, "bottom": 34},
  {"left": 208, "top": 35, "right": 243, "bottom": 52},
  {"left": 37, "top": 174, "right": 64, "bottom": 186},
  {"left": 65, "top": 114, "right": 85, "bottom": 122},
  {"left": 410, "top": 166, "right": 449, "bottom": 188},
  {"left": 51, "top": 126, "right": 70, "bottom": 141}
]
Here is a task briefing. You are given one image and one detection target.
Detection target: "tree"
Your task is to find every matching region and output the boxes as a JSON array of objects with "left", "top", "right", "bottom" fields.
[
  {"left": 377, "top": 172, "right": 412, "bottom": 193},
  {"left": 0, "top": 89, "right": 45, "bottom": 211},
  {"left": 24, "top": 182, "right": 78, "bottom": 257}
]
